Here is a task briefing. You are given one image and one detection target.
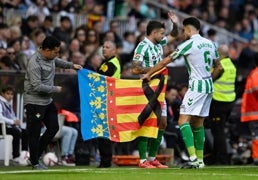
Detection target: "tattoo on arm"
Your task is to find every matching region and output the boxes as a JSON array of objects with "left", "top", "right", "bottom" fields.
[
  {"left": 170, "top": 23, "right": 179, "bottom": 37},
  {"left": 131, "top": 61, "right": 150, "bottom": 74}
]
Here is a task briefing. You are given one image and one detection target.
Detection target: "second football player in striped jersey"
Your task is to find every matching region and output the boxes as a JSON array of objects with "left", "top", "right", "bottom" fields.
[{"left": 142, "top": 17, "right": 220, "bottom": 169}]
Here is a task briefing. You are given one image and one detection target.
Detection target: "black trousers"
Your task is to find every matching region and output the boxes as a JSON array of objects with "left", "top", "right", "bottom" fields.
[
  {"left": 97, "top": 138, "right": 112, "bottom": 166},
  {"left": 6, "top": 127, "right": 28, "bottom": 159},
  {"left": 209, "top": 100, "right": 235, "bottom": 164},
  {"left": 25, "top": 101, "right": 59, "bottom": 165}
]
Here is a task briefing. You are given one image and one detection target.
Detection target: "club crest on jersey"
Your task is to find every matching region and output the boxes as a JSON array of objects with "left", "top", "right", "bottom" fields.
[{"left": 133, "top": 54, "right": 141, "bottom": 60}]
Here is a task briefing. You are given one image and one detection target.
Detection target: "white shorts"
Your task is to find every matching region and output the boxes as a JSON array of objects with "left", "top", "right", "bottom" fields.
[
  {"left": 180, "top": 90, "right": 213, "bottom": 117},
  {"left": 161, "top": 100, "right": 167, "bottom": 117}
]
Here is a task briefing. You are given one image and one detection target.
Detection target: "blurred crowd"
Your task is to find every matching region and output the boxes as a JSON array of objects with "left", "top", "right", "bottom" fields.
[{"left": 0, "top": 0, "right": 257, "bottom": 74}]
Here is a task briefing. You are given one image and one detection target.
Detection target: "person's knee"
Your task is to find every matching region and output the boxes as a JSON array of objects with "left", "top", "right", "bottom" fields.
[{"left": 73, "top": 129, "right": 78, "bottom": 136}]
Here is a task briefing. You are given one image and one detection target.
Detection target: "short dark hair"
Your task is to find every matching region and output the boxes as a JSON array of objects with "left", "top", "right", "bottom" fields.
[
  {"left": 44, "top": 15, "right": 53, "bottom": 22},
  {"left": 207, "top": 29, "right": 216, "bottom": 36},
  {"left": 183, "top": 17, "right": 201, "bottom": 30},
  {"left": 41, "top": 36, "right": 61, "bottom": 50},
  {"left": 1, "top": 85, "right": 15, "bottom": 93},
  {"left": 60, "top": 16, "right": 71, "bottom": 22},
  {"left": 26, "top": 15, "right": 39, "bottom": 22},
  {"left": 0, "top": 56, "right": 13, "bottom": 67},
  {"left": 146, "top": 21, "right": 165, "bottom": 36}
]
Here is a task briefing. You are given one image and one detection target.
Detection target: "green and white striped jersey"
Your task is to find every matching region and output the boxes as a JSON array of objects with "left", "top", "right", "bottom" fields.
[
  {"left": 133, "top": 37, "right": 167, "bottom": 68},
  {"left": 171, "top": 34, "right": 219, "bottom": 93}
]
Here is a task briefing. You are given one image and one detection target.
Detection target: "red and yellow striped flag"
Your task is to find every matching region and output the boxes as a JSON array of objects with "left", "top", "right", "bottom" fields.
[{"left": 78, "top": 68, "right": 168, "bottom": 142}]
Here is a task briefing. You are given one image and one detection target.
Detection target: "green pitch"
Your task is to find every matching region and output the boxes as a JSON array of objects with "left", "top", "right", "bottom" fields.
[{"left": 0, "top": 166, "right": 258, "bottom": 180}]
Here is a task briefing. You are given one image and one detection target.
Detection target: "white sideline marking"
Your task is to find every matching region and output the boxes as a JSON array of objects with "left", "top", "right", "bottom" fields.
[{"left": 0, "top": 166, "right": 258, "bottom": 177}]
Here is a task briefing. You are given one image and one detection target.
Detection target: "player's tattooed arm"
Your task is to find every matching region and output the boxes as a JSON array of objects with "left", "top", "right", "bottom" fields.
[
  {"left": 131, "top": 61, "right": 151, "bottom": 74},
  {"left": 170, "top": 23, "right": 179, "bottom": 37}
]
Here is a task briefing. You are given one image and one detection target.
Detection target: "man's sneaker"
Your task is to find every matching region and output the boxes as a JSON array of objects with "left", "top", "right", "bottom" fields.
[
  {"left": 198, "top": 161, "right": 205, "bottom": 168},
  {"left": 138, "top": 160, "right": 156, "bottom": 168},
  {"left": 62, "top": 156, "right": 76, "bottom": 166},
  {"left": 12, "top": 157, "right": 20, "bottom": 165},
  {"left": 181, "top": 159, "right": 199, "bottom": 169},
  {"left": 149, "top": 159, "right": 168, "bottom": 168},
  {"left": 32, "top": 162, "right": 48, "bottom": 170}
]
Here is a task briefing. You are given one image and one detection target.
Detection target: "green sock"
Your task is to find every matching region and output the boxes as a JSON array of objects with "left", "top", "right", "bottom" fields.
[
  {"left": 148, "top": 130, "right": 165, "bottom": 158},
  {"left": 193, "top": 126, "right": 205, "bottom": 161},
  {"left": 137, "top": 137, "right": 148, "bottom": 160},
  {"left": 180, "top": 123, "right": 196, "bottom": 160}
]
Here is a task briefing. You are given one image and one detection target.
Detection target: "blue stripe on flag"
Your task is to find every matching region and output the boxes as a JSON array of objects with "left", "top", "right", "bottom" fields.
[{"left": 78, "top": 69, "right": 109, "bottom": 141}]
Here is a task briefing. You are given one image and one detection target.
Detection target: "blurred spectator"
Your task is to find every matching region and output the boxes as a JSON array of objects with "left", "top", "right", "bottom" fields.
[
  {"left": 92, "top": 20, "right": 104, "bottom": 35},
  {"left": 239, "top": 18, "right": 254, "bottom": 41},
  {"left": 21, "top": 15, "right": 40, "bottom": 37},
  {"left": 26, "top": 0, "right": 50, "bottom": 23},
  {"left": 122, "top": 31, "right": 135, "bottom": 54},
  {"left": 247, "top": 10, "right": 258, "bottom": 34},
  {"left": 0, "top": 85, "right": 29, "bottom": 165},
  {"left": 84, "top": 28, "right": 99, "bottom": 58},
  {"left": 215, "top": 18, "right": 230, "bottom": 45},
  {"left": 80, "top": 0, "right": 95, "bottom": 14},
  {"left": 206, "top": 0, "right": 217, "bottom": 23},
  {"left": 0, "top": 56, "right": 12, "bottom": 70},
  {"left": 108, "top": 20, "right": 123, "bottom": 46},
  {"left": 87, "top": 2, "right": 105, "bottom": 29},
  {"left": 121, "top": 62, "right": 133, "bottom": 76},
  {"left": 8, "top": 38, "right": 29, "bottom": 70},
  {"left": 127, "top": 0, "right": 156, "bottom": 19},
  {"left": 135, "top": 19, "right": 147, "bottom": 38},
  {"left": 68, "top": 38, "right": 80, "bottom": 58},
  {"left": 73, "top": 27, "right": 87, "bottom": 54},
  {"left": 237, "top": 38, "right": 258, "bottom": 79},
  {"left": 0, "top": 23, "right": 10, "bottom": 49},
  {"left": 61, "top": 125, "right": 78, "bottom": 166},
  {"left": 70, "top": 51, "right": 86, "bottom": 67},
  {"left": 158, "top": 0, "right": 174, "bottom": 19},
  {"left": 21, "top": 35, "right": 35, "bottom": 58},
  {"left": 41, "top": 15, "right": 54, "bottom": 36},
  {"left": 231, "top": 22, "right": 242, "bottom": 37},
  {"left": 3, "top": 0, "right": 27, "bottom": 10},
  {"left": 84, "top": 52, "right": 103, "bottom": 71},
  {"left": 53, "top": 0, "right": 80, "bottom": 13},
  {"left": 6, "top": 16, "right": 22, "bottom": 27},
  {"left": 9, "top": 25, "right": 22, "bottom": 41},
  {"left": 207, "top": 29, "right": 218, "bottom": 48},
  {"left": 52, "top": 16, "right": 73, "bottom": 45},
  {"left": 30, "top": 28, "right": 46, "bottom": 51},
  {"left": 6, "top": 46, "right": 21, "bottom": 71}
]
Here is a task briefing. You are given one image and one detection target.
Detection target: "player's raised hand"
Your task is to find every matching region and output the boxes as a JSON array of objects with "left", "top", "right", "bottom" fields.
[{"left": 168, "top": 11, "right": 178, "bottom": 24}]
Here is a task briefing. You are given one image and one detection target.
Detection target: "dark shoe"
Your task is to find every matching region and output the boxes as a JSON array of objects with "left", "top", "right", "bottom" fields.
[
  {"left": 181, "top": 159, "right": 199, "bottom": 169},
  {"left": 97, "top": 163, "right": 111, "bottom": 168},
  {"left": 32, "top": 162, "right": 48, "bottom": 170},
  {"left": 62, "top": 156, "right": 75, "bottom": 166}
]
